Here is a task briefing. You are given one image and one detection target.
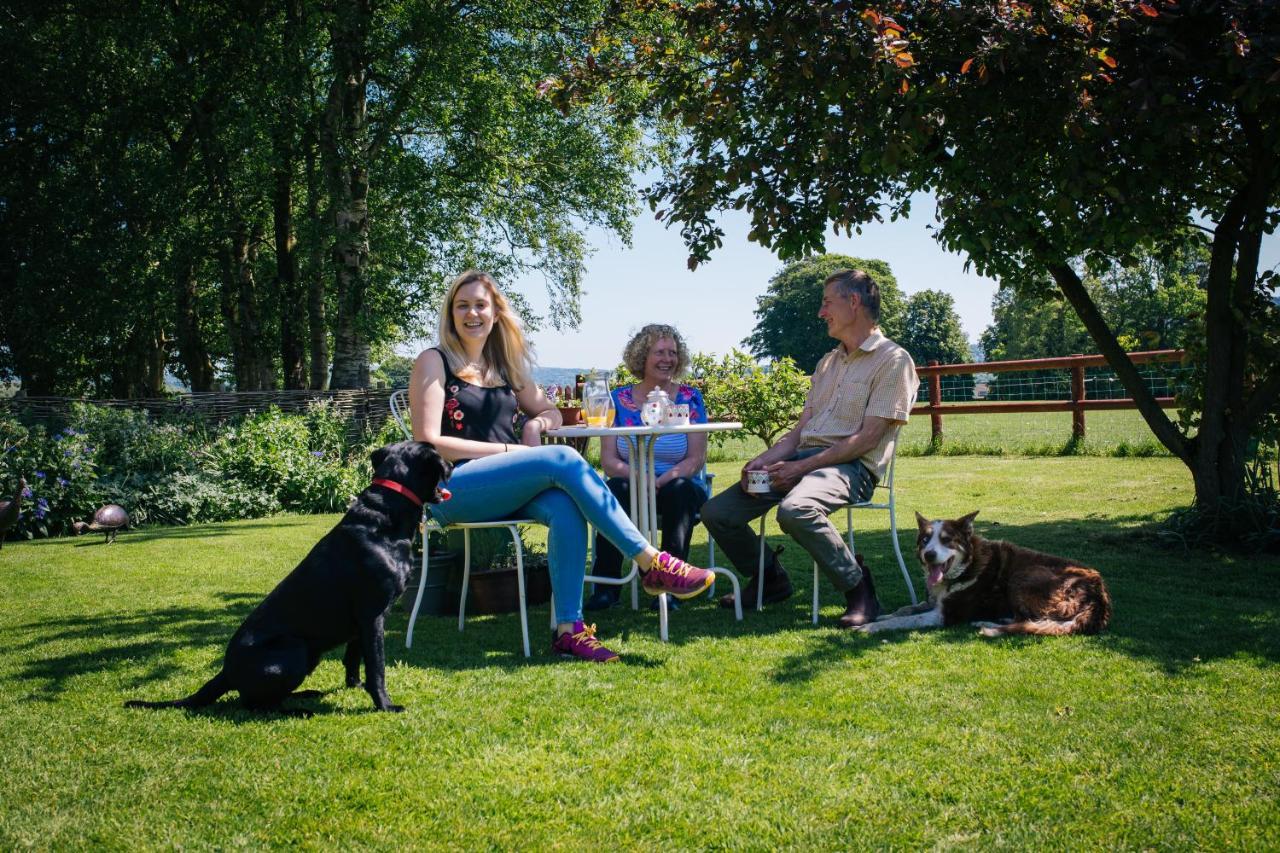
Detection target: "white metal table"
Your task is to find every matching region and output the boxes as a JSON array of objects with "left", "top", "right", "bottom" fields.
[{"left": 546, "top": 421, "right": 745, "bottom": 640}]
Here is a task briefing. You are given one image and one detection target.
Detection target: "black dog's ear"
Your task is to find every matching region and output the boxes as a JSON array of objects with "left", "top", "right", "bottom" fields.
[
  {"left": 370, "top": 445, "right": 391, "bottom": 473},
  {"left": 915, "top": 510, "right": 931, "bottom": 532},
  {"left": 958, "top": 510, "right": 979, "bottom": 532}
]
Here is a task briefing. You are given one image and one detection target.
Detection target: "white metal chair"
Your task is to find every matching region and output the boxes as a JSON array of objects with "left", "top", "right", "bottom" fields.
[
  {"left": 390, "top": 389, "right": 551, "bottom": 657},
  {"left": 753, "top": 434, "right": 918, "bottom": 623}
]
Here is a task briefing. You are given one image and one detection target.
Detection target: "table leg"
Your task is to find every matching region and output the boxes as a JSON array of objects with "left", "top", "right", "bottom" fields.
[{"left": 583, "top": 436, "right": 642, "bottom": 607}]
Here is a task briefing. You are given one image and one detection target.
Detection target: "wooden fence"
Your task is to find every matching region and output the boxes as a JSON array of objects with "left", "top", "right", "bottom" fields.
[
  {"left": 915, "top": 349, "right": 1187, "bottom": 445},
  {"left": 0, "top": 388, "right": 396, "bottom": 442}
]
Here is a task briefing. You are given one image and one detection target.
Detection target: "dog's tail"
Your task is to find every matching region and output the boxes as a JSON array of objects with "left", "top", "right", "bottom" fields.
[
  {"left": 984, "top": 567, "right": 1112, "bottom": 637},
  {"left": 125, "top": 671, "right": 231, "bottom": 710}
]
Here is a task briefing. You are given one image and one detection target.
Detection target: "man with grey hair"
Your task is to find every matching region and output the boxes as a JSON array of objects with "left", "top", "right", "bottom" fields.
[{"left": 701, "top": 269, "right": 918, "bottom": 627}]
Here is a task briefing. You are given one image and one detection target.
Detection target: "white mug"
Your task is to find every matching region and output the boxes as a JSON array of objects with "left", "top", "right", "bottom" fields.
[
  {"left": 746, "top": 469, "right": 771, "bottom": 494},
  {"left": 664, "top": 403, "right": 690, "bottom": 426}
]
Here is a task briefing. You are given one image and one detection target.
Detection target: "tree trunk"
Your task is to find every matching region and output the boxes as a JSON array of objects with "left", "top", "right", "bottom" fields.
[
  {"left": 276, "top": 0, "right": 307, "bottom": 390},
  {"left": 1051, "top": 161, "right": 1279, "bottom": 528},
  {"left": 173, "top": 256, "right": 215, "bottom": 391},
  {"left": 275, "top": 146, "right": 306, "bottom": 389},
  {"left": 322, "top": 0, "right": 372, "bottom": 390},
  {"left": 305, "top": 136, "right": 329, "bottom": 390},
  {"left": 219, "top": 221, "right": 275, "bottom": 391}
]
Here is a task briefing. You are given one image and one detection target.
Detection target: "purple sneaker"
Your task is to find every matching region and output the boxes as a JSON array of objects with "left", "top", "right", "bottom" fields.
[
  {"left": 641, "top": 551, "right": 715, "bottom": 599},
  {"left": 552, "top": 622, "right": 620, "bottom": 663}
]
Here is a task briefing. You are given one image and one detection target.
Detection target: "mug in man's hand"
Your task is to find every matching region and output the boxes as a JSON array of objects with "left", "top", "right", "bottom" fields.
[{"left": 745, "top": 469, "right": 771, "bottom": 494}]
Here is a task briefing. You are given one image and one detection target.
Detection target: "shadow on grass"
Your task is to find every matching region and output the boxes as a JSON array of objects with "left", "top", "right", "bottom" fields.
[
  {"left": 5, "top": 591, "right": 261, "bottom": 699},
  {"left": 765, "top": 513, "right": 1280, "bottom": 684},
  {"left": 7, "top": 513, "right": 1276, "bottom": 704}
]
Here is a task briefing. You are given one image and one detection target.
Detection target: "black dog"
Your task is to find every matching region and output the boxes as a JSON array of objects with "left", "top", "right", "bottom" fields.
[{"left": 126, "top": 440, "right": 452, "bottom": 713}]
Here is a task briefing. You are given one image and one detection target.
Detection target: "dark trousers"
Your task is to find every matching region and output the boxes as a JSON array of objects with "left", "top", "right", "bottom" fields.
[{"left": 591, "top": 476, "right": 708, "bottom": 582}]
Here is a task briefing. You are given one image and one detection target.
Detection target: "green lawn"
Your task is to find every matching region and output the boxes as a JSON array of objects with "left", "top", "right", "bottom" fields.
[{"left": 2, "top": 456, "right": 1277, "bottom": 849}]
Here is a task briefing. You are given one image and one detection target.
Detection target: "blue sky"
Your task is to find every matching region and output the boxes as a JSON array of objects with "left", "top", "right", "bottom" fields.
[{"left": 509, "top": 189, "right": 1278, "bottom": 371}]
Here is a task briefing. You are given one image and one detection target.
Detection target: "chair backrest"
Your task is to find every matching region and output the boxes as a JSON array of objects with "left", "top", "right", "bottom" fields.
[
  {"left": 875, "top": 389, "right": 916, "bottom": 491},
  {"left": 389, "top": 388, "right": 412, "bottom": 440}
]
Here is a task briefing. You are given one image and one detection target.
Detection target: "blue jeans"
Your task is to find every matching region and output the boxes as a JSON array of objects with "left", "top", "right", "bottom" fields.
[{"left": 428, "top": 444, "right": 650, "bottom": 624}]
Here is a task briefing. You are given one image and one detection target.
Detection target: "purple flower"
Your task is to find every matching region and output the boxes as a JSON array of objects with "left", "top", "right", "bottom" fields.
[
  {"left": 311, "top": 451, "right": 324, "bottom": 458},
  {"left": 63, "top": 449, "right": 72, "bottom": 457},
  {"left": 35, "top": 498, "right": 48, "bottom": 519},
  {"left": 35, "top": 471, "right": 45, "bottom": 479},
  {"left": 21, "top": 486, "right": 32, "bottom": 498},
  {"left": 57, "top": 477, "right": 69, "bottom": 487}
]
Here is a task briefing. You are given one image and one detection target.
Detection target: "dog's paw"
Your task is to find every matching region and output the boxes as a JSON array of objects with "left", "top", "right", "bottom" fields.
[{"left": 378, "top": 703, "right": 405, "bottom": 713}]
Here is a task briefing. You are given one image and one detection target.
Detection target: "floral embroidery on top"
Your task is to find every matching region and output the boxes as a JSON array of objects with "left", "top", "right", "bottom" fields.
[{"left": 443, "top": 386, "right": 464, "bottom": 430}]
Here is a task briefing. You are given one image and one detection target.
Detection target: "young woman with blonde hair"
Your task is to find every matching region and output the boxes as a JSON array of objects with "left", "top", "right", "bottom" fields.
[{"left": 409, "top": 271, "right": 715, "bottom": 662}]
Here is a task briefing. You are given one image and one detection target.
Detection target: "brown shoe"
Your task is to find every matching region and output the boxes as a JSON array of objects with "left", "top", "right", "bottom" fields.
[
  {"left": 719, "top": 566, "right": 793, "bottom": 609},
  {"left": 837, "top": 555, "right": 881, "bottom": 628}
]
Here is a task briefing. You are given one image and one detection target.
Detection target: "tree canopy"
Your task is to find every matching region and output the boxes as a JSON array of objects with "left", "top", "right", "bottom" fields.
[
  {"left": 899, "top": 290, "right": 970, "bottom": 366},
  {"left": 560, "top": 0, "right": 1280, "bottom": 522},
  {"left": 1, "top": 0, "right": 643, "bottom": 395},
  {"left": 743, "top": 254, "right": 904, "bottom": 372}
]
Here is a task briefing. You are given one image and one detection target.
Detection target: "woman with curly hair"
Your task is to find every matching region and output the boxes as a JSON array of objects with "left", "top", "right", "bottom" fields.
[
  {"left": 585, "top": 324, "right": 711, "bottom": 611},
  {"left": 409, "top": 274, "right": 715, "bottom": 662}
]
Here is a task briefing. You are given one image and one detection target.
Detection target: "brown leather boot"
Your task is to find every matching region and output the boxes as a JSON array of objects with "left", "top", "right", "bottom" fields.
[{"left": 837, "top": 555, "right": 881, "bottom": 628}]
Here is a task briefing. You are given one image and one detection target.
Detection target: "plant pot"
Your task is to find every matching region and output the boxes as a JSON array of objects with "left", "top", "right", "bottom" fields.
[
  {"left": 450, "top": 563, "right": 552, "bottom": 615},
  {"left": 556, "top": 405, "right": 583, "bottom": 425},
  {"left": 402, "top": 550, "right": 460, "bottom": 616}
]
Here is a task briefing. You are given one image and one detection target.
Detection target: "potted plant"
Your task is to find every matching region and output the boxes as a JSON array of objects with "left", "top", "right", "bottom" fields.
[
  {"left": 402, "top": 529, "right": 459, "bottom": 616},
  {"left": 443, "top": 527, "right": 552, "bottom": 615}
]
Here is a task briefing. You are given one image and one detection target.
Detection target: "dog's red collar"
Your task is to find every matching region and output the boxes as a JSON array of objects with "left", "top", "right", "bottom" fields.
[{"left": 370, "top": 478, "right": 423, "bottom": 507}]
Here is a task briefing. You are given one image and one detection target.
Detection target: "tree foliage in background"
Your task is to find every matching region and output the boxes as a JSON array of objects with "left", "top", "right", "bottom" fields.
[
  {"left": 899, "top": 289, "right": 970, "bottom": 367},
  {"left": 559, "top": 0, "right": 1280, "bottom": 531},
  {"left": 981, "top": 235, "right": 1209, "bottom": 361},
  {"left": 743, "top": 254, "right": 904, "bottom": 373},
  {"left": 689, "top": 350, "right": 808, "bottom": 446},
  {"left": 0, "top": 0, "right": 642, "bottom": 395}
]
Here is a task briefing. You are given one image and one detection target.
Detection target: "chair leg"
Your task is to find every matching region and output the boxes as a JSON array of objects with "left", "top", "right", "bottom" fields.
[
  {"left": 406, "top": 515, "right": 430, "bottom": 649},
  {"left": 458, "top": 528, "right": 472, "bottom": 633},
  {"left": 509, "top": 524, "right": 530, "bottom": 658},
  {"left": 812, "top": 560, "right": 820, "bottom": 625},
  {"left": 756, "top": 512, "right": 769, "bottom": 611},
  {"left": 707, "top": 535, "right": 717, "bottom": 599},
  {"left": 888, "top": 501, "right": 918, "bottom": 605}
]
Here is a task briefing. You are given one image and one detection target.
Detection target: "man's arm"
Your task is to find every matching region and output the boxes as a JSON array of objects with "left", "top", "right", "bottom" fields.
[
  {"left": 739, "top": 405, "right": 812, "bottom": 490},
  {"left": 764, "top": 415, "right": 895, "bottom": 494}
]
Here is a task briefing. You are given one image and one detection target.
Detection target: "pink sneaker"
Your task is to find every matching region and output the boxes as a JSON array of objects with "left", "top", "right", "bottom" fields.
[
  {"left": 552, "top": 622, "right": 620, "bottom": 663},
  {"left": 641, "top": 552, "right": 715, "bottom": 599}
]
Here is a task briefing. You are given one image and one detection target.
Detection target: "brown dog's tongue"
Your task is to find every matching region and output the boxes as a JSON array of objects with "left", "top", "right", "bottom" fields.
[{"left": 927, "top": 565, "right": 945, "bottom": 587}]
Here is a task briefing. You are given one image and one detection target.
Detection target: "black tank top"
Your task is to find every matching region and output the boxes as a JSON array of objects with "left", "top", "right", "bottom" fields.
[{"left": 434, "top": 348, "right": 519, "bottom": 445}]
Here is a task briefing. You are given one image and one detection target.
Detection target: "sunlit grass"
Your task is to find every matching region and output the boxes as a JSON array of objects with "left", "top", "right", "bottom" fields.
[{"left": 1, "top": 456, "right": 1276, "bottom": 848}]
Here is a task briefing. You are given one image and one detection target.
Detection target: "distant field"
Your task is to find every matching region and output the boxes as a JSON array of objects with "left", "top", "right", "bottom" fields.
[{"left": 703, "top": 409, "right": 1175, "bottom": 463}]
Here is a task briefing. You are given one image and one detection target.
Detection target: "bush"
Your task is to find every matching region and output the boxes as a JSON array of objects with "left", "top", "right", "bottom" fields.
[
  {"left": 0, "top": 419, "right": 103, "bottom": 539},
  {"left": 1, "top": 400, "right": 379, "bottom": 541},
  {"left": 690, "top": 349, "right": 809, "bottom": 447},
  {"left": 205, "top": 405, "right": 367, "bottom": 513}
]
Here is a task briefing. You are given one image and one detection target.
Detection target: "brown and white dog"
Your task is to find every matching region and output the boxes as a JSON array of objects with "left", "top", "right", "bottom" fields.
[{"left": 856, "top": 511, "right": 1112, "bottom": 637}]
